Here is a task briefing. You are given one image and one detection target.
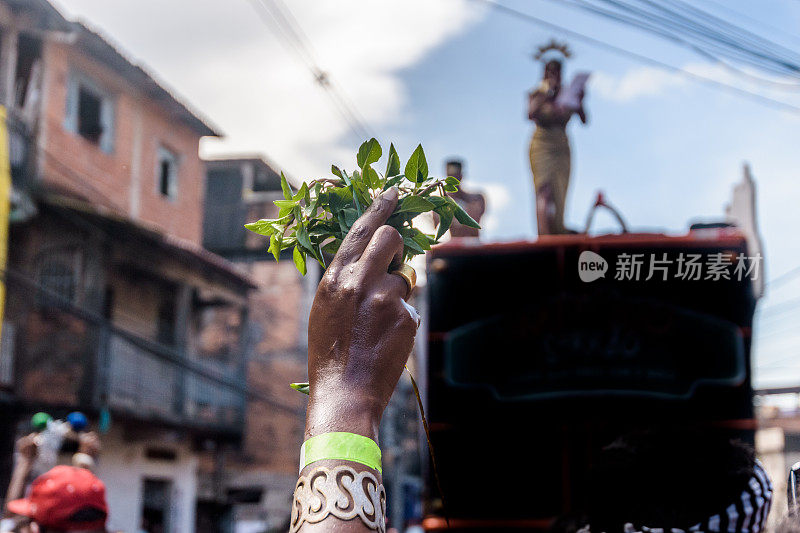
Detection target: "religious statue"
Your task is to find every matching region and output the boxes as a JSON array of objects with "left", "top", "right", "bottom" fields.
[{"left": 528, "top": 40, "right": 589, "bottom": 235}]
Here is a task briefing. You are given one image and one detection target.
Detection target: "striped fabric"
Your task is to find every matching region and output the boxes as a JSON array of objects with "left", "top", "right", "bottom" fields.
[{"left": 578, "top": 461, "right": 773, "bottom": 533}]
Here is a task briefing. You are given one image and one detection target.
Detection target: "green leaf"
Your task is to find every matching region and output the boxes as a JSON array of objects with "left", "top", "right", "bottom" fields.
[
  {"left": 337, "top": 211, "right": 349, "bottom": 234},
  {"left": 290, "top": 382, "right": 310, "bottom": 395},
  {"left": 280, "top": 172, "right": 293, "bottom": 200},
  {"left": 428, "top": 196, "right": 448, "bottom": 209},
  {"left": 279, "top": 235, "right": 297, "bottom": 249},
  {"left": 274, "top": 199, "right": 298, "bottom": 209},
  {"left": 292, "top": 182, "right": 309, "bottom": 202},
  {"left": 404, "top": 144, "right": 428, "bottom": 183},
  {"left": 322, "top": 240, "right": 341, "bottom": 255},
  {"left": 244, "top": 219, "right": 277, "bottom": 236},
  {"left": 310, "top": 182, "right": 323, "bottom": 216},
  {"left": 436, "top": 206, "right": 454, "bottom": 239},
  {"left": 342, "top": 208, "right": 359, "bottom": 229},
  {"left": 386, "top": 211, "right": 413, "bottom": 230},
  {"left": 331, "top": 165, "right": 344, "bottom": 179},
  {"left": 362, "top": 166, "right": 381, "bottom": 189},
  {"left": 444, "top": 183, "right": 458, "bottom": 193},
  {"left": 325, "top": 187, "right": 351, "bottom": 214},
  {"left": 337, "top": 168, "right": 352, "bottom": 189},
  {"left": 296, "top": 223, "right": 325, "bottom": 265},
  {"left": 446, "top": 176, "right": 460, "bottom": 187},
  {"left": 268, "top": 233, "right": 282, "bottom": 261},
  {"left": 357, "top": 138, "right": 382, "bottom": 167},
  {"left": 452, "top": 201, "right": 481, "bottom": 229},
  {"left": 351, "top": 175, "right": 371, "bottom": 208},
  {"left": 412, "top": 230, "right": 432, "bottom": 251},
  {"left": 396, "top": 195, "right": 435, "bottom": 214},
  {"left": 296, "top": 222, "right": 312, "bottom": 251},
  {"left": 292, "top": 245, "right": 307, "bottom": 275},
  {"left": 383, "top": 174, "right": 405, "bottom": 191},
  {"left": 386, "top": 143, "right": 401, "bottom": 177},
  {"left": 403, "top": 236, "right": 425, "bottom": 254},
  {"left": 308, "top": 219, "right": 340, "bottom": 237}
]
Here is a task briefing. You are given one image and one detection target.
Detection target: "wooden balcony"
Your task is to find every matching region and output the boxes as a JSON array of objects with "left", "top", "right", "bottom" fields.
[{"left": 1, "top": 269, "right": 247, "bottom": 438}]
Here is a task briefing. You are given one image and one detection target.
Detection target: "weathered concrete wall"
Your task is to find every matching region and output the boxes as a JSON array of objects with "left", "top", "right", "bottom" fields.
[{"left": 95, "top": 425, "right": 199, "bottom": 533}]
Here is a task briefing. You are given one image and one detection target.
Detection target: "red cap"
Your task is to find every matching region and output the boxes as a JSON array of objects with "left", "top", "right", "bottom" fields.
[{"left": 7, "top": 465, "right": 108, "bottom": 531}]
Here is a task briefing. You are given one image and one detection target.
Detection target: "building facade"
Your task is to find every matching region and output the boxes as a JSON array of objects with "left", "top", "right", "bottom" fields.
[
  {"left": 0, "top": 3, "right": 253, "bottom": 532},
  {"left": 203, "top": 157, "right": 312, "bottom": 532}
]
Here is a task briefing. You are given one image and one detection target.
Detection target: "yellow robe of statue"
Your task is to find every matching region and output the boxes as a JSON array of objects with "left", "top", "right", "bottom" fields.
[{"left": 529, "top": 96, "right": 571, "bottom": 235}]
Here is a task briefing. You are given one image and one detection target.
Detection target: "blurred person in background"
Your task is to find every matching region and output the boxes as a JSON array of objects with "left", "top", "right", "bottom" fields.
[
  {"left": 556, "top": 429, "right": 773, "bottom": 533},
  {"left": 2, "top": 432, "right": 106, "bottom": 533},
  {"left": 443, "top": 159, "right": 485, "bottom": 239}
]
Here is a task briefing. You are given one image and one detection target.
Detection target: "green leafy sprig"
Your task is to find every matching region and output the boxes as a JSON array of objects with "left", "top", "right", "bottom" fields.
[{"left": 245, "top": 139, "right": 480, "bottom": 274}]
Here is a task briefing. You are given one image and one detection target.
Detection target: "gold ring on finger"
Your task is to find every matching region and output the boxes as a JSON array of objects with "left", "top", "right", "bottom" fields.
[{"left": 390, "top": 263, "right": 416, "bottom": 299}]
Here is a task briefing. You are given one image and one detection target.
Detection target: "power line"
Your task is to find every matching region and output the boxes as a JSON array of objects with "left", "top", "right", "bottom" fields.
[
  {"left": 246, "top": 0, "right": 373, "bottom": 142},
  {"left": 695, "top": 0, "right": 800, "bottom": 48},
  {"left": 474, "top": 0, "right": 800, "bottom": 114},
  {"left": 551, "top": 0, "right": 800, "bottom": 89},
  {"left": 620, "top": 0, "right": 800, "bottom": 78}
]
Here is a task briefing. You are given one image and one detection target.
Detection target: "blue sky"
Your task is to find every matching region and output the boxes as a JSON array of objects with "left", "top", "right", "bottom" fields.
[{"left": 53, "top": 0, "right": 800, "bottom": 388}]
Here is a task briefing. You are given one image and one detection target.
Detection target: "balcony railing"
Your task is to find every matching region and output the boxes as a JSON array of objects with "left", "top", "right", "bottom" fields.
[{"left": 2, "top": 269, "right": 247, "bottom": 436}]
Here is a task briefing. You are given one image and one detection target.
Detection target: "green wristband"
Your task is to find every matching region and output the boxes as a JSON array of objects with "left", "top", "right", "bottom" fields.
[{"left": 300, "top": 432, "right": 382, "bottom": 474}]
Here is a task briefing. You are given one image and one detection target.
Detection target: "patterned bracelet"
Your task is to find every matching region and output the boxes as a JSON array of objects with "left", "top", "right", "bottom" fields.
[{"left": 290, "top": 465, "right": 386, "bottom": 533}]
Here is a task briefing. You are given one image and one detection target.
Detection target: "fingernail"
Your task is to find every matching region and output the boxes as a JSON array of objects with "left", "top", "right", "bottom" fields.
[{"left": 383, "top": 186, "right": 398, "bottom": 201}]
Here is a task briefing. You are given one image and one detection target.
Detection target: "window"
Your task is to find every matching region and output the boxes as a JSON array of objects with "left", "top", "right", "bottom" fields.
[
  {"left": 65, "top": 73, "right": 115, "bottom": 153},
  {"left": 156, "top": 297, "right": 176, "bottom": 346},
  {"left": 14, "top": 34, "right": 43, "bottom": 110},
  {"left": 157, "top": 146, "right": 179, "bottom": 200},
  {"left": 77, "top": 87, "right": 102, "bottom": 142},
  {"left": 141, "top": 478, "right": 171, "bottom": 533},
  {"left": 251, "top": 167, "right": 280, "bottom": 193},
  {"left": 36, "top": 249, "right": 82, "bottom": 305},
  {"left": 242, "top": 161, "right": 282, "bottom": 200}
]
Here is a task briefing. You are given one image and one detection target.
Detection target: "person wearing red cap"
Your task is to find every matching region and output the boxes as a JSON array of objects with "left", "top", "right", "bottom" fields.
[{"left": 5, "top": 465, "right": 108, "bottom": 533}]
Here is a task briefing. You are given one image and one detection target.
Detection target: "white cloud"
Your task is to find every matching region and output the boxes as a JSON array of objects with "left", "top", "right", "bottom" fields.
[
  {"left": 591, "top": 61, "right": 800, "bottom": 111},
  {"left": 50, "top": 0, "right": 484, "bottom": 182},
  {"left": 473, "top": 182, "right": 511, "bottom": 233},
  {"left": 591, "top": 66, "right": 685, "bottom": 102}
]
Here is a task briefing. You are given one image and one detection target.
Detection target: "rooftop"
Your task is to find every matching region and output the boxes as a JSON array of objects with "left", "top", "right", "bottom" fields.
[
  {"left": 13, "top": 0, "right": 222, "bottom": 137},
  {"left": 72, "top": 21, "right": 222, "bottom": 137}
]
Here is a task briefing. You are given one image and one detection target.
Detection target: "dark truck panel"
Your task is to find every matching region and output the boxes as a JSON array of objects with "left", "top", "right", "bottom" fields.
[{"left": 423, "top": 232, "right": 757, "bottom": 531}]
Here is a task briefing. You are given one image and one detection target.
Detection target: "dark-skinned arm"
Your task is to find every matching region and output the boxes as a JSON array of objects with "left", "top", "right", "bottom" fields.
[
  {"left": 3, "top": 434, "right": 36, "bottom": 517},
  {"left": 300, "top": 187, "right": 418, "bottom": 532}
]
